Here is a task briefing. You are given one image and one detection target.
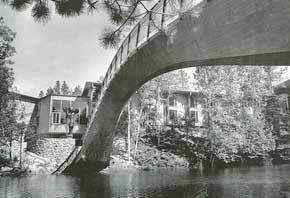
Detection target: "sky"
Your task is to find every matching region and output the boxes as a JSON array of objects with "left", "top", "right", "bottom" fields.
[
  {"left": 1, "top": 4, "right": 289, "bottom": 97},
  {"left": 1, "top": 4, "right": 116, "bottom": 96}
]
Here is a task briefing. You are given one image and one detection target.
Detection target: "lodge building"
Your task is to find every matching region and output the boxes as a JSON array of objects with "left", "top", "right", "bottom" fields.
[
  {"left": 24, "top": 83, "right": 203, "bottom": 140},
  {"left": 17, "top": 79, "right": 290, "bottom": 165}
]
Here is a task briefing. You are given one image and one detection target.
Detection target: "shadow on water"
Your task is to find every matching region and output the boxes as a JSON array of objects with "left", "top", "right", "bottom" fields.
[
  {"left": 80, "top": 174, "right": 112, "bottom": 198},
  {"left": 1, "top": 165, "right": 290, "bottom": 198}
]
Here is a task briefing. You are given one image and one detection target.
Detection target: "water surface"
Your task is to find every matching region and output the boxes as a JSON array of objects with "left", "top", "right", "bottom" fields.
[{"left": 1, "top": 164, "right": 290, "bottom": 198}]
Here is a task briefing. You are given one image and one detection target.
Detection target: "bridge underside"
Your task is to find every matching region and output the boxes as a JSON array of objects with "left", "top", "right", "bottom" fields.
[{"left": 66, "top": 0, "right": 290, "bottom": 174}]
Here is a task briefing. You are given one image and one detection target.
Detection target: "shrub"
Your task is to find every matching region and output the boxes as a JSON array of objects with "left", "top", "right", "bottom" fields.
[{"left": 0, "top": 147, "right": 10, "bottom": 168}]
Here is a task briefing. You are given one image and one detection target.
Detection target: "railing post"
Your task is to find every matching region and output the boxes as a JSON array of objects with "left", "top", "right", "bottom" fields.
[
  {"left": 112, "top": 57, "right": 115, "bottom": 73},
  {"left": 103, "top": 76, "right": 106, "bottom": 88},
  {"left": 120, "top": 45, "right": 123, "bottom": 64},
  {"left": 115, "top": 47, "right": 121, "bottom": 70},
  {"left": 147, "top": 12, "right": 152, "bottom": 40},
  {"left": 109, "top": 65, "right": 112, "bottom": 80},
  {"left": 105, "top": 74, "right": 108, "bottom": 86},
  {"left": 136, "top": 23, "right": 141, "bottom": 47},
  {"left": 127, "top": 33, "right": 131, "bottom": 56},
  {"left": 161, "top": 0, "right": 167, "bottom": 27},
  {"left": 114, "top": 56, "right": 117, "bottom": 72}
]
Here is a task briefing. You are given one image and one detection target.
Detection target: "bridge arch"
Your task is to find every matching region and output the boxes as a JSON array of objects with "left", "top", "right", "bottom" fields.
[{"left": 64, "top": 0, "right": 290, "bottom": 173}]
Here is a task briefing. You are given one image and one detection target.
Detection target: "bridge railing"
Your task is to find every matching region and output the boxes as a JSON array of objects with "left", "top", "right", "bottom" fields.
[
  {"left": 84, "top": 0, "right": 201, "bottom": 136},
  {"left": 95, "top": 0, "right": 180, "bottom": 109}
]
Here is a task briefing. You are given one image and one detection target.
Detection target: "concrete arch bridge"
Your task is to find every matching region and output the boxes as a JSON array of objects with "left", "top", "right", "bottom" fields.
[{"left": 57, "top": 0, "right": 290, "bottom": 174}]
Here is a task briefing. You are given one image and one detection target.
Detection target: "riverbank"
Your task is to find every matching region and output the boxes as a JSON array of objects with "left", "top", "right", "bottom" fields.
[
  {"left": 110, "top": 138, "right": 189, "bottom": 171},
  {"left": 0, "top": 150, "right": 57, "bottom": 177},
  {"left": 0, "top": 167, "right": 28, "bottom": 177}
]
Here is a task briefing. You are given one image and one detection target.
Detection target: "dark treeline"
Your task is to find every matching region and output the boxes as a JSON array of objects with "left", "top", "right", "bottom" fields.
[{"left": 38, "top": 81, "right": 83, "bottom": 97}]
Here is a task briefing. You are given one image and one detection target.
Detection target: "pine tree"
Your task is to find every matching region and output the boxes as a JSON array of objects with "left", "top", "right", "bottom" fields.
[
  {"left": 53, "top": 80, "right": 61, "bottom": 94},
  {"left": 176, "top": 69, "right": 190, "bottom": 90},
  {"left": 46, "top": 87, "right": 54, "bottom": 95},
  {"left": 61, "top": 81, "right": 70, "bottom": 95},
  {"left": 71, "top": 85, "right": 82, "bottom": 96},
  {"left": 38, "top": 91, "right": 44, "bottom": 98}
]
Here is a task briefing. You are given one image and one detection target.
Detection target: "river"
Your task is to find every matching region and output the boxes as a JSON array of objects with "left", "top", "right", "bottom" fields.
[{"left": 1, "top": 164, "right": 290, "bottom": 198}]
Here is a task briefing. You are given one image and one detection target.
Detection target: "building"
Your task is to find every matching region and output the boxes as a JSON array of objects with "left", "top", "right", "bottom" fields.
[
  {"left": 28, "top": 78, "right": 290, "bottom": 142},
  {"left": 18, "top": 82, "right": 101, "bottom": 165},
  {"left": 23, "top": 83, "right": 204, "bottom": 144},
  {"left": 26, "top": 82, "right": 102, "bottom": 139},
  {"left": 161, "top": 89, "right": 203, "bottom": 127}
]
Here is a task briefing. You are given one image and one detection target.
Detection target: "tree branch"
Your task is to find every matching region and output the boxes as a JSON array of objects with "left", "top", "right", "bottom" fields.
[
  {"left": 137, "top": 0, "right": 149, "bottom": 12},
  {"left": 107, "top": 1, "right": 139, "bottom": 37}
]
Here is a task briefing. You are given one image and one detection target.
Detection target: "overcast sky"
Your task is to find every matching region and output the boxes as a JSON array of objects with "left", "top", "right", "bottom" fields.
[
  {"left": 1, "top": 4, "right": 289, "bottom": 98},
  {"left": 1, "top": 5, "right": 116, "bottom": 96}
]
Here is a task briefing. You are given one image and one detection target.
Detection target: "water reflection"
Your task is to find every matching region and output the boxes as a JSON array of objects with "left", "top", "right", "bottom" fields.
[
  {"left": 80, "top": 174, "right": 111, "bottom": 197},
  {"left": 1, "top": 165, "right": 290, "bottom": 198},
  {"left": 0, "top": 175, "right": 81, "bottom": 198}
]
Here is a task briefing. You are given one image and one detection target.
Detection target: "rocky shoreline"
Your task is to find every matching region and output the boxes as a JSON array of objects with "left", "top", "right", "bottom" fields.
[
  {"left": 109, "top": 140, "right": 190, "bottom": 171},
  {"left": 0, "top": 150, "right": 57, "bottom": 177},
  {"left": 0, "top": 167, "right": 28, "bottom": 177}
]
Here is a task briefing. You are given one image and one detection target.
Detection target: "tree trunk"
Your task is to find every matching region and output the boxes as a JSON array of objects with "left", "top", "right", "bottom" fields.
[
  {"left": 210, "top": 153, "right": 215, "bottom": 169},
  {"left": 9, "top": 138, "right": 13, "bottom": 168},
  {"left": 19, "top": 132, "right": 23, "bottom": 168},
  {"left": 127, "top": 102, "right": 131, "bottom": 161},
  {"left": 134, "top": 123, "right": 141, "bottom": 158}
]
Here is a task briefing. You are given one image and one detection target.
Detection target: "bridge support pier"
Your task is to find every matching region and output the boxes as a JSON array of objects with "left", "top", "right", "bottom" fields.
[{"left": 63, "top": 158, "right": 109, "bottom": 175}]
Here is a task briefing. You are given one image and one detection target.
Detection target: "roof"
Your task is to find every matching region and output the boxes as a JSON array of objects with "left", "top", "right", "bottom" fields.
[
  {"left": 13, "top": 92, "right": 39, "bottom": 104},
  {"left": 162, "top": 88, "right": 200, "bottom": 95},
  {"left": 45, "top": 94, "right": 88, "bottom": 98},
  {"left": 275, "top": 79, "right": 290, "bottom": 89},
  {"left": 82, "top": 81, "right": 102, "bottom": 97},
  {"left": 274, "top": 79, "right": 290, "bottom": 94},
  {"left": 13, "top": 81, "right": 101, "bottom": 103}
]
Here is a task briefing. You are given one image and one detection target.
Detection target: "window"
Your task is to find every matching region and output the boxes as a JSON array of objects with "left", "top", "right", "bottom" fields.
[
  {"left": 169, "top": 96, "right": 177, "bottom": 107},
  {"left": 80, "top": 108, "right": 87, "bottom": 125},
  {"left": 161, "top": 92, "right": 169, "bottom": 99},
  {"left": 247, "top": 107, "right": 253, "bottom": 115},
  {"left": 75, "top": 110, "right": 80, "bottom": 124},
  {"left": 190, "top": 96, "right": 197, "bottom": 108},
  {"left": 72, "top": 101, "right": 84, "bottom": 124},
  {"left": 52, "top": 100, "right": 61, "bottom": 124},
  {"left": 61, "top": 100, "right": 70, "bottom": 124},
  {"left": 163, "top": 106, "right": 168, "bottom": 122},
  {"left": 169, "top": 109, "right": 177, "bottom": 121},
  {"left": 51, "top": 99, "right": 87, "bottom": 125},
  {"left": 190, "top": 111, "right": 198, "bottom": 123},
  {"left": 52, "top": 100, "right": 61, "bottom": 112},
  {"left": 52, "top": 112, "right": 61, "bottom": 124},
  {"left": 282, "top": 101, "right": 288, "bottom": 113}
]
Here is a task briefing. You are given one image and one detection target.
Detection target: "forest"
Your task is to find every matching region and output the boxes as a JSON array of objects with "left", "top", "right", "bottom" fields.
[{"left": 112, "top": 66, "right": 290, "bottom": 169}]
